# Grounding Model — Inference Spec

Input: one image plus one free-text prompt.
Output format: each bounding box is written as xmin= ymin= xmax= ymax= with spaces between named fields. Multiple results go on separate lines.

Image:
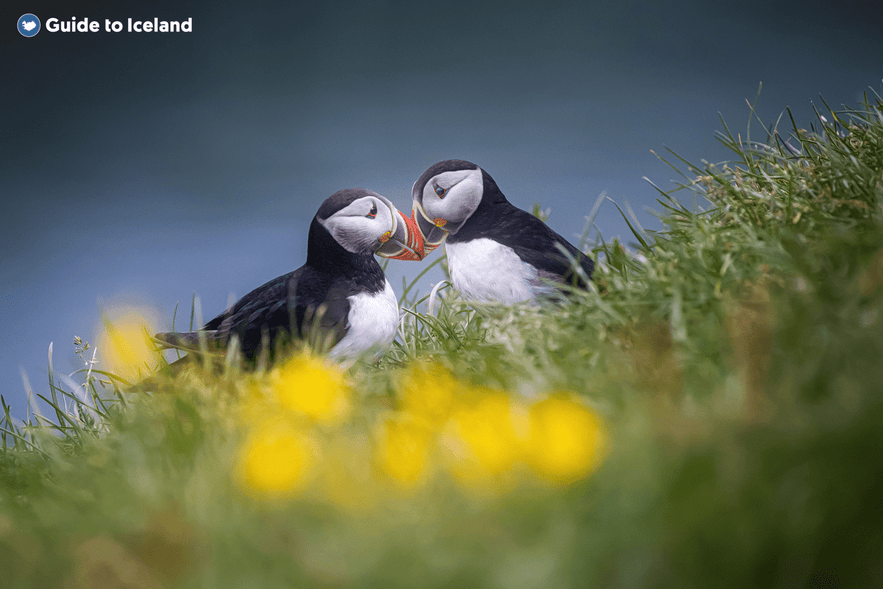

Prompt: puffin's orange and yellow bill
xmin=411 ymin=202 xmax=447 ymax=257
xmin=376 ymin=210 xmax=427 ymax=260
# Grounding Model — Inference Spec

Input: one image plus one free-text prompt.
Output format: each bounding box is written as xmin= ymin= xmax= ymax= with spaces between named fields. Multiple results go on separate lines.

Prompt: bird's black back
xmin=446 ymin=169 xmax=594 ymax=288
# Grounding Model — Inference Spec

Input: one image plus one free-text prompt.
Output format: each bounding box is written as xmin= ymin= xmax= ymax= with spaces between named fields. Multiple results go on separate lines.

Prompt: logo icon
xmin=18 ymin=13 xmax=40 ymax=37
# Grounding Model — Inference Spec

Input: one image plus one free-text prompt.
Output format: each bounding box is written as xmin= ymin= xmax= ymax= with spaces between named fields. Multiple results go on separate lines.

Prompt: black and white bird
xmin=154 ymin=188 xmax=422 ymax=363
xmin=410 ymin=159 xmax=594 ymax=304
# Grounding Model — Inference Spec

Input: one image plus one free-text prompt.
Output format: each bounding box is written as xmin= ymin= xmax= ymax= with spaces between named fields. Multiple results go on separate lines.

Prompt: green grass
xmin=3 ymin=87 xmax=883 ymax=588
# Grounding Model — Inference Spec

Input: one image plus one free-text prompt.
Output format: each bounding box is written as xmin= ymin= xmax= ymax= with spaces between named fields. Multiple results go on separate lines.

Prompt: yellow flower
xmin=442 ymin=392 xmax=522 ymax=484
xmin=376 ymin=417 xmax=433 ymax=488
xmin=96 ymin=307 xmax=161 ymax=382
xmin=236 ymin=419 xmax=313 ymax=499
xmin=271 ymin=354 xmax=349 ymax=424
xmin=524 ymin=397 xmax=608 ymax=484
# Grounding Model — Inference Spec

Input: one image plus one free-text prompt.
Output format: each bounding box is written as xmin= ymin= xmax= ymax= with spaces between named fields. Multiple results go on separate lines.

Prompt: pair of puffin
xmin=154 ymin=161 xmax=592 ymax=361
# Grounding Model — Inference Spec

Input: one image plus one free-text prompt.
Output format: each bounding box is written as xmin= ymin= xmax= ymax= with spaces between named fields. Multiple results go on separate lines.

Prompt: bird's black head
xmin=309 ymin=188 xmax=423 ymax=265
xmin=410 ymin=159 xmax=507 ymax=250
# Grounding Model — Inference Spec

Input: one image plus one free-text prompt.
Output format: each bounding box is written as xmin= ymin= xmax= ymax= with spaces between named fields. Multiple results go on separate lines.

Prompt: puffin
xmin=409 ymin=159 xmax=594 ymax=304
xmin=153 ymin=188 xmax=425 ymax=362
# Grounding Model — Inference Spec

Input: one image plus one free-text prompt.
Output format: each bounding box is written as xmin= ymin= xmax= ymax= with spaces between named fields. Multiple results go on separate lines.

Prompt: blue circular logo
xmin=18 ymin=14 xmax=40 ymax=37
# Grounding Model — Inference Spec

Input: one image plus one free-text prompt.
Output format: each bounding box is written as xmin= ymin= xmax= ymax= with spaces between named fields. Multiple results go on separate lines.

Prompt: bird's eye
xmin=435 ymin=185 xmax=447 ymax=198
xmin=367 ymin=203 xmax=378 ymax=218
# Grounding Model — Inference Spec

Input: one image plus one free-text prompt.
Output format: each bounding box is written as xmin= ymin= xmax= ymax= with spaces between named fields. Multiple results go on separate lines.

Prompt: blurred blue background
xmin=2 ymin=0 xmax=881 ymax=416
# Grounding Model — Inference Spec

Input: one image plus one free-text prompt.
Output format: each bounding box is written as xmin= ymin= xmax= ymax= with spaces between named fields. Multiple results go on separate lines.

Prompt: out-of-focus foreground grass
xmin=3 ymin=90 xmax=883 ymax=588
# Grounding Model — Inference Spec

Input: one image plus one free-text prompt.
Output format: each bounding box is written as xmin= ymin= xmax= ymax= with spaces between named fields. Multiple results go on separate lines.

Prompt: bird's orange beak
xmin=410 ymin=201 xmax=448 ymax=257
xmin=376 ymin=209 xmax=427 ymax=260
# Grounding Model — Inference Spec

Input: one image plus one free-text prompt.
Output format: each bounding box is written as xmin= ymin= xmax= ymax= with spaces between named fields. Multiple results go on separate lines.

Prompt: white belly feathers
xmin=445 ymin=238 xmax=550 ymax=304
xmin=329 ymin=279 xmax=399 ymax=359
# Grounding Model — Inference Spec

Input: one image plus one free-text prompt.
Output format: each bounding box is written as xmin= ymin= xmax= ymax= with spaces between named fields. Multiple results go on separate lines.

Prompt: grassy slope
xmin=2 ymin=91 xmax=883 ymax=588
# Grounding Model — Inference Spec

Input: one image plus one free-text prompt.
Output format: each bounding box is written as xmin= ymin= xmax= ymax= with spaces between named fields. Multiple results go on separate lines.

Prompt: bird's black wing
xmin=492 ymin=205 xmax=594 ymax=288
xmin=198 ymin=268 xmax=300 ymax=357
xmin=158 ymin=265 xmax=351 ymax=360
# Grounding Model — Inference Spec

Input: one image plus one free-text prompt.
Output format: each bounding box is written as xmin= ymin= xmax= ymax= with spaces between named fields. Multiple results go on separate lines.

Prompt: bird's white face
xmin=320 ymin=195 xmax=420 ymax=259
xmin=416 ymin=168 xmax=484 ymax=235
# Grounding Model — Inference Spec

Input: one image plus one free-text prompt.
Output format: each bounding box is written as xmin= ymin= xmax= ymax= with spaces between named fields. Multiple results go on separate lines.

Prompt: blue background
xmin=2 ymin=0 xmax=882 ymax=416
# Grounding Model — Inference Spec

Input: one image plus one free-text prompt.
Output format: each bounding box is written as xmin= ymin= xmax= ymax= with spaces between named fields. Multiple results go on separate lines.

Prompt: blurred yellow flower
xmin=236 ymin=419 xmax=313 ymax=499
xmin=377 ymin=417 xmax=433 ymax=487
xmin=525 ymin=397 xmax=608 ymax=484
xmin=96 ymin=307 xmax=161 ymax=382
xmin=442 ymin=392 xmax=522 ymax=483
xmin=271 ymin=354 xmax=349 ymax=424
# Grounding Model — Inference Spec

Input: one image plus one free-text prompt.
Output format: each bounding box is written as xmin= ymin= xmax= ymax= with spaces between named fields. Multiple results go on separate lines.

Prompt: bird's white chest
xmin=445 ymin=238 xmax=543 ymax=304
xmin=330 ymin=280 xmax=399 ymax=358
